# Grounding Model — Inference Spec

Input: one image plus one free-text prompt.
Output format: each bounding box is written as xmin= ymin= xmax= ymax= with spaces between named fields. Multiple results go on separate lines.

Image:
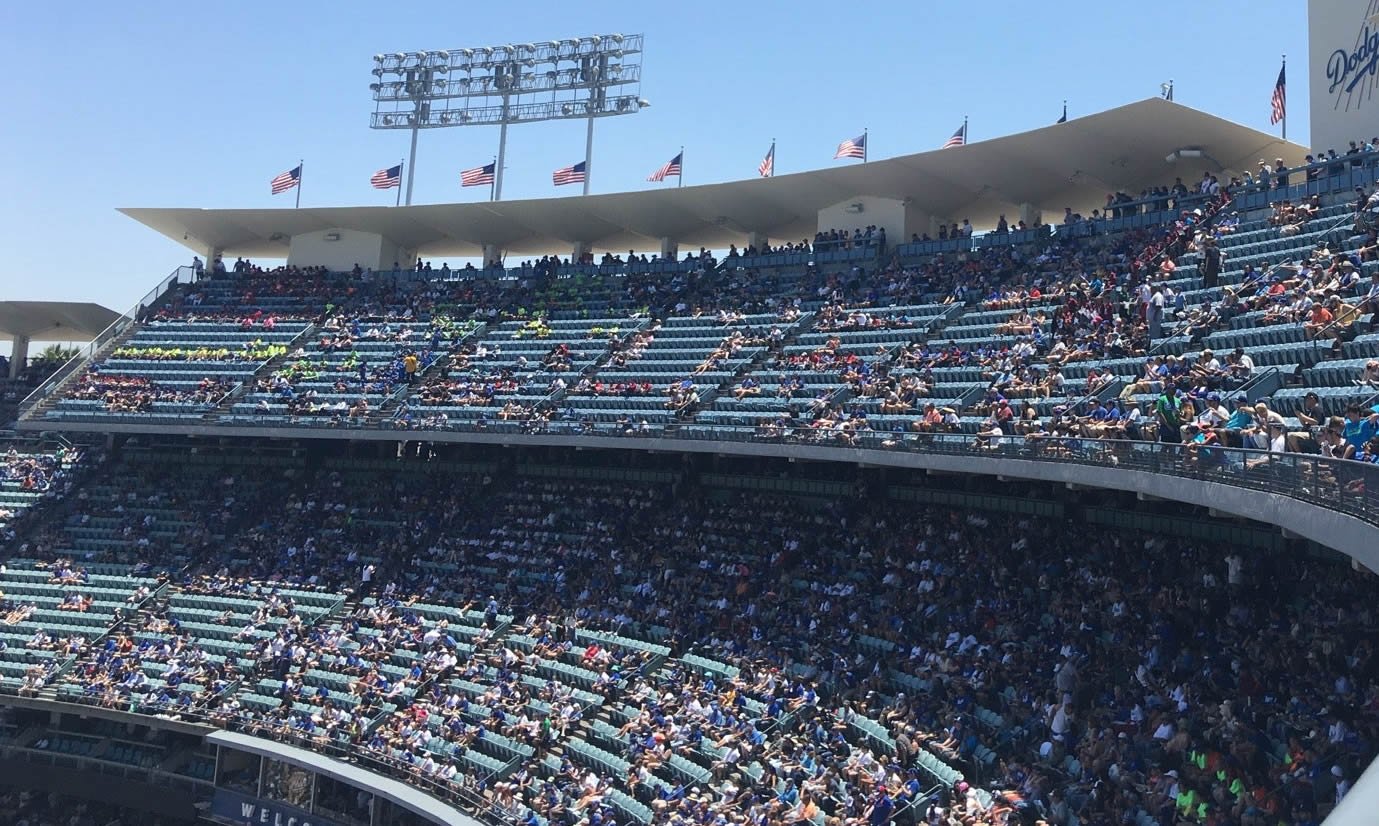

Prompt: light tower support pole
xmin=495 ymin=94 xmax=510 ymax=200
xmin=405 ymin=115 xmax=420 ymax=206
xmin=582 ymin=114 xmax=595 ymax=196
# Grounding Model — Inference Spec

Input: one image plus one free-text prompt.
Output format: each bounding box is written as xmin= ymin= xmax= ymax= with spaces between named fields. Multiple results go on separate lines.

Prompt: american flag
xmin=461 ymin=162 xmax=496 ymax=187
xmin=942 ymin=123 xmax=966 ymax=149
xmin=834 ymin=134 xmax=866 ymax=160
xmin=1269 ymin=64 xmax=1286 ymax=125
xmin=270 ymin=165 xmax=301 ymax=195
xmin=758 ymin=143 xmax=775 ymax=177
xmin=553 ymin=161 xmax=586 ymax=186
xmin=370 ymin=164 xmax=401 ymax=190
xmin=647 ymin=152 xmax=682 ymax=182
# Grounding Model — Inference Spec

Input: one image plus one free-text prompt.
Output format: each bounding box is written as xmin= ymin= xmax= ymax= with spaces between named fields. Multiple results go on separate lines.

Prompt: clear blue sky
xmin=1 ymin=0 xmax=1307 ymax=315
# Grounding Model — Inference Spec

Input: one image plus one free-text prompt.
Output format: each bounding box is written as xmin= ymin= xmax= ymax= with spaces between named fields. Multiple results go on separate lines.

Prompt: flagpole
xmin=863 ymin=128 xmax=868 ymax=163
xmin=490 ymin=157 xmax=497 ymax=203
xmin=1281 ymin=54 xmax=1287 ymax=141
xmin=678 ymin=146 xmax=684 ymax=188
xmin=396 ymin=160 xmax=403 ymax=207
xmin=295 ymin=159 xmax=302 ymax=209
xmin=771 ymin=139 xmax=775 ymax=177
xmin=963 ymin=116 xmax=968 ymax=143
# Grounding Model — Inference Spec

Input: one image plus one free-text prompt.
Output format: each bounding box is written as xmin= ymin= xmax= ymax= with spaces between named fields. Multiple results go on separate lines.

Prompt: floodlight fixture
xmin=369 ymin=33 xmax=644 ymax=201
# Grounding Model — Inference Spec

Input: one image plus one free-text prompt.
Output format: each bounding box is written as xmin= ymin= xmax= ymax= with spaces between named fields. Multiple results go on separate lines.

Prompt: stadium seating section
xmin=0 ymin=445 xmax=1371 ymax=826
xmin=3 ymin=166 xmax=1378 ymax=826
xmin=22 ymin=177 xmax=1379 ymax=458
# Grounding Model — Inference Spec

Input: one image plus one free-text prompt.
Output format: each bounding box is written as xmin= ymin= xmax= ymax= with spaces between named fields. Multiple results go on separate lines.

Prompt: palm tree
xmin=33 ymin=344 xmax=81 ymax=365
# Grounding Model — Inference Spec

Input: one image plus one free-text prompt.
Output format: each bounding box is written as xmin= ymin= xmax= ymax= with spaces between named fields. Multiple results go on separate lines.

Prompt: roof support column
xmin=659 ymin=238 xmax=678 ymax=261
xmin=746 ymin=232 xmax=768 ymax=255
xmin=482 ymin=244 xmax=505 ymax=269
xmin=1019 ymin=203 xmax=1041 ymax=228
xmin=9 ymin=334 xmax=29 ymax=379
xmin=571 ymin=241 xmax=591 ymax=265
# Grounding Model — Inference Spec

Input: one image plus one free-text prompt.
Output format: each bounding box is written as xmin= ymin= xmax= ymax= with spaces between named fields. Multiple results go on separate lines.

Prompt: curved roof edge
xmin=0 ymin=691 xmax=474 ymax=826
xmin=20 ymin=418 xmax=1376 ymax=571
xmin=208 ymin=730 xmax=479 ymax=826
xmin=121 ymin=98 xmax=1307 ymax=260
xmin=0 ymin=301 xmax=120 ymax=342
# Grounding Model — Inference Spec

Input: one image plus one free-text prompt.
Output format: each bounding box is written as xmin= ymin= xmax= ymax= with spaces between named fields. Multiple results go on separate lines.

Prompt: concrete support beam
xmin=481 ymin=244 xmax=505 ymax=268
xmin=9 ymin=334 xmax=29 ymax=379
xmin=659 ymin=237 xmax=678 ymax=260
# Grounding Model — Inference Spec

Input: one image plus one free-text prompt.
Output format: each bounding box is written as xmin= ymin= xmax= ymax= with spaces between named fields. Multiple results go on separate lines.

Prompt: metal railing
xmin=18 ymin=265 xmax=196 ymax=417
xmin=190 ymin=413 xmax=1379 ymax=526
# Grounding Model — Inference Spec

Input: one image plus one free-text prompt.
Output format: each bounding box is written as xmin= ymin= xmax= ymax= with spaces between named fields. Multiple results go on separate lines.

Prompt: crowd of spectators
xmin=0 ymin=789 xmax=188 ymax=826
xmin=2 ymin=446 xmax=70 ymax=496
xmin=108 ymin=343 xmax=287 ymax=362
xmin=2 ymin=452 xmax=1373 ymax=826
xmin=66 ymin=375 xmax=232 ymax=412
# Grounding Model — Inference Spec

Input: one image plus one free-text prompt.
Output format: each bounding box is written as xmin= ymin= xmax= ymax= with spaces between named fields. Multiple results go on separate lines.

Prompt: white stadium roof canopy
xmin=123 ymin=98 xmax=1306 ymax=260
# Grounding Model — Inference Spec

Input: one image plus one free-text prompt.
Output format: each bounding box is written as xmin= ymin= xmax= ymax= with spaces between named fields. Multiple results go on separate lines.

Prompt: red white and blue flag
xmin=553 ymin=161 xmax=587 ymax=186
xmin=370 ymin=164 xmax=401 ymax=189
xmin=942 ymin=123 xmax=966 ymax=149
xmin=270 ymin=164 xmax=301 ymax=194
xmin=834 ymin=134 xmax=866 ymax=160
xmin=1269 ymin=64 xmax=1286 ymax=125
xmin=461 ymin=162 xmax=496 ymax=187
xmin=647 ymin=152 xmax=682 ymax=182
xmin=758 ymin=142 xmax=775 ymax=177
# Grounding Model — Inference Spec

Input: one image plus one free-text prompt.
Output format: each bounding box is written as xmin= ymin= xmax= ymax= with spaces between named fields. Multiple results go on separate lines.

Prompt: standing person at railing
xmin=1154 ymin=381 xmax=1184 ymax=443
xmin=1273 ymin=158 xmax=1289 ymax=190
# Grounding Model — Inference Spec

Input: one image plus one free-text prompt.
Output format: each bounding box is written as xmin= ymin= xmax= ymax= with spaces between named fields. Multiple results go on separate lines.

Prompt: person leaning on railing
xmin=1340 ymin=404 xmax=1379 ymax=459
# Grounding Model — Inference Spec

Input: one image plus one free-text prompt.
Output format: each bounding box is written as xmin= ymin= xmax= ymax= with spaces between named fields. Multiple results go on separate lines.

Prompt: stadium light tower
xmin=369 ymin=35 xmax=646 ymax=203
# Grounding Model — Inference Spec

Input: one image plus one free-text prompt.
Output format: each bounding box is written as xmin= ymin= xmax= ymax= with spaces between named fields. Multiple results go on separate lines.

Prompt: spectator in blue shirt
xmin=1340 ymin=405 xmax=1379 ymax=458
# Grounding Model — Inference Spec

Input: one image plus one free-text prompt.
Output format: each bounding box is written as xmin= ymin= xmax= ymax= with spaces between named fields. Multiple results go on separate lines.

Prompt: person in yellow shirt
xmin=403 ymin=352 xmax=419 ymax=384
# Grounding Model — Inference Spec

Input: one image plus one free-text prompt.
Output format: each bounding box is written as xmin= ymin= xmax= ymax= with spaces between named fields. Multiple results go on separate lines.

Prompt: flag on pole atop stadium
xmin=1269 ymin=62 xmax=1286 ymax=125
xmin=758 ymin=142 xmax=775 ymax=177
xmin=834 ymin=134 xmax=866 ymax=160
xmin=270 ymin=164 xmax=301 ymax=195
xmin=553 ymin=161 xmax=587 ymax=186
xmin=370 ymin=164 xmax=402 ymax=190
xmin=461 ymin=162 xmax=496 ymax=187
xmin=1057 ymin=102 xmax=1067 ymax=124
xmin=942 ymin=123 xmax=967 ymax=149
xmin=647 ymin=152 xmax=683 ymax=182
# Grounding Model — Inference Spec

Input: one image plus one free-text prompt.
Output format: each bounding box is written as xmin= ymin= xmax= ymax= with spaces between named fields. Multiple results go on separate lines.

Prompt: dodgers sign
xmin=1325 ymin=21 xmax=1379 ymax=104
xmin=1309 ymin=0 xmax=1379 ymax=154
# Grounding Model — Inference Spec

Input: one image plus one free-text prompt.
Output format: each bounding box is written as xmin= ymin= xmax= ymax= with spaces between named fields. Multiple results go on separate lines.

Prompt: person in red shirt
xmin=1305 ymin=302 xmax=1334 ymax=338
